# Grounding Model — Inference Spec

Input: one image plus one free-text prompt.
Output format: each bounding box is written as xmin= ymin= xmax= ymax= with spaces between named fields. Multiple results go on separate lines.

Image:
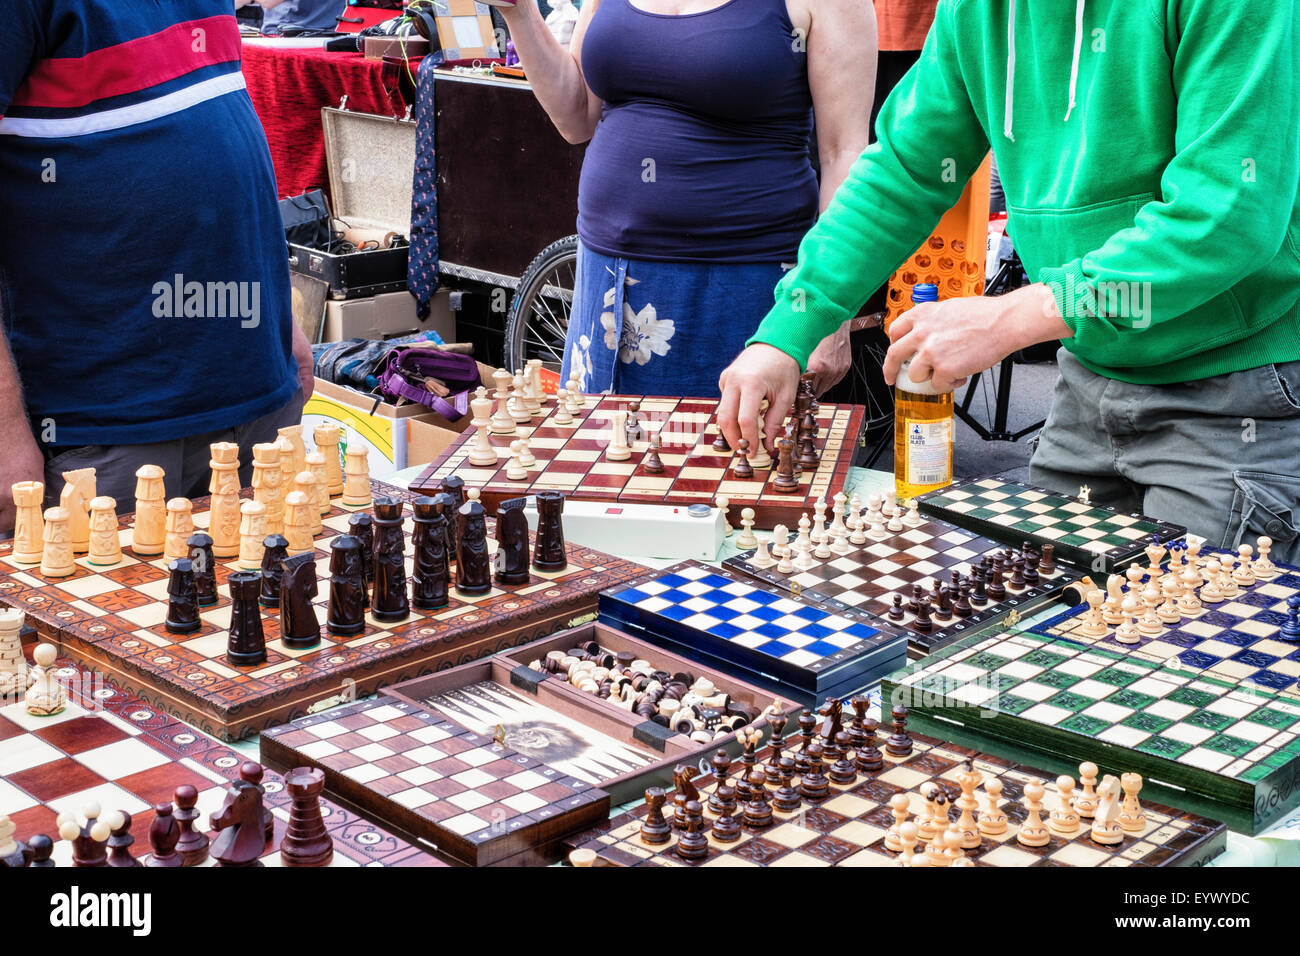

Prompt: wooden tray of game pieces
xmin=883 ymin=628 xmax=1300 ymax=834
xmin=723 ymin=513 xmax=1079 ymax=656
xmin=409 ymin=392 xmax=866 ymax=530
xmin=0 ymin=480 xmax=646 ymax=741
xmin=2 ymin=650 xmax=445 ymax=867
xmin=918 ymin=477 xmax=1187 ymax=575
xmin=562 ymin=729 xmax=1227 ymax=867
xmin=598 ymin=562 xmax=908 ymax=708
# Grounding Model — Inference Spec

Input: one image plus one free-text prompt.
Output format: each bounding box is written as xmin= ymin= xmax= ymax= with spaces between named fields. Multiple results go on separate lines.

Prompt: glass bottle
xmin=893 ymin=284 xmax=955 ymax=500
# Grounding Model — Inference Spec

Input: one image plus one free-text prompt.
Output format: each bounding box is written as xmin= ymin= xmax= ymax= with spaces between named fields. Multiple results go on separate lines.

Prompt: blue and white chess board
xmin=599 ymin=562 xmax=908 ymax=707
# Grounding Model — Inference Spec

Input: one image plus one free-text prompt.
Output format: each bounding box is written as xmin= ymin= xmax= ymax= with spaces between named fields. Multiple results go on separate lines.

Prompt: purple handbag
xmin=375 ymin=347 xmax=482 ymax=420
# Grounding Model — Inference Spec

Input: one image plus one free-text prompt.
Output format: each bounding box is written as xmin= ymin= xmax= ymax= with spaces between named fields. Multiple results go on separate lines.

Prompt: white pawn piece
xmin=87 ymin=497 xmax=122 ymax=567
xmin=283 ymin=491 xmax=315 ymax=557
xmin=341 ymin=445 xmax=372 ymax=508
xmin=1178 ymin=563 xmax=1203 ymax=613
xmin=897 ymin=822 xmax=926 ymax=867
xmin=978 ymin=778 xmax=1008 ymax=835
xmin=313 ymin=422 xmax=345 ymax=496
xmin=131 ymin=465 xmax=167 ymax=557
xmin=566 ymin=373 xmax=586 ymax=411
xmin=828 ymin=491 xmax=848 ymax=539
xmin=307 ymin=452 xmax=331 ymax=519
xmin=209 ymin=442 xmax=242 ymax=559
xmin=811 ymin=497 xmax=828 ymax=544
xmin=1119 ymin=772 xmax=1146 ymax=832
xmin=866 ymin=492 xmax=883 ymax=526
xmin=0 ymin=609 xmax=28 ymax=698
xmin=509 ymin=370 xmax=532 ymax=425
xmin=506 ymin=441 xmax=529 ymax=481
xmin=813 ymin=529 xmax=833 ymax=559
xmin=40 ymin=508 xmax=75 ymax=578
xmin=518 ymin=437 xmax=537 ymax=468
xmin=1114 ymin=613 xmax=1142 ymax=645
xmin=945 ymin=825 xmax=975 ymax=866
xmin=904 ymin=498 xmax=923 ymax=527
xmin=717 ymin=495 xmax=731 ymax=534
xmin=606 ymin=410 xmax=632 ymax=461
xmin=491 ymin=369 xmax=517 ymax=434
xmin=793 ymin=541 xmax=816 ymax=571
xmin=1199 ymin=559 xmax=1224 ymax=603
xmin=1137 ymin=583 xmax=1164 ymax=635
xmin=845 ymin=508 xmax=865 ymax=547
xmin=1075 ymin=762 xmax=1100 ymax=818
xmin=552 ymin=388 xmax=574 ymax=426
xmin=467 ymin=387 xmax=500 ymax=468
xmin=1254 ymin=536 xmax=1278 ymax=580
xmin=886 ymin=503 xmax=904 ymax=533
xmin=1078 ymin=589 xmax=1108 ymax=637
xmin=884 ymin=793 xmax=911 ymax=853
xmin=293 ymin=470 xmax=323 ymax=536
xmin=736 ymin=508 xmax=758 ymax=549
xmin=1102 ymin=574 xmax=1126 ymax=626
xmin=1233 ymin=545 xmax=1256 ymax=587
xmin=916 ymin=783 xmax=941 ymax=843
xmin=163 ymin=498 xmax=195 ymax=562
xmin=1016 ymin=781 xmax=1050 ymax=847
xmin=1049 ymin=775 xmax=1080 ymax=834
xmin=770 ymin=523 xmax=789 ymax=557
xmin=25 ymin=643 xmax=66 ymax=716
xmin=11 ymin=481 xmax=46 ymax=566
xmin=251 ymin=442 xmax=284 ymax=536
xmin=1077 ymin=483 xmax=1091 ymax=505
xmin=1090 ymin=775 xmax=1124 ymax=845
xmin=750 ymin=535 xmax=774 ymax=569
xmin=1157 ymin=579 xmax=1182 ymax=624
xmin=776 ymin=544 xmax=795 ymax=575
xmin=867 ymin=508 xmax=888 ymax=541
xmin=1218 ymin=555 xmax=1241 ymax=599
xmin=237 ymin=500 xmax=269 ymax=572
xmin=60 ymin=468 xmax=96 ymax=555
xmin=883 ymin=489 xmax=897 ymax=519
xmin=924 ymin=818 xmax=949 ymax=867
xmin=829 ymin=523 xmax=853 ymax=556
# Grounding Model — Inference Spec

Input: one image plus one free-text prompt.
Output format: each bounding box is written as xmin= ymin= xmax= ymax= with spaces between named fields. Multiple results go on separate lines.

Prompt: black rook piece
xmin=258 ymin=534 xmax=290 ymax=608
xmin=279 ymin=553 xmax=321 ymax=649
xmin=532 ymin=491 xmax=567 ymax=572
xmin=164 ymin=558 xmax=201 ymax=634
xmin=280 ymin=767 xmax=333 ymax=867
xmin=494 ymin=498 xmax=532 ymax=586
xmin=347 ymin=513 xmax=374 ymax=606
xmin=226 ymin=571 xmax=267 ymax=666
xmin=327 ymin=535 xmax=367 ymax=636
xmin=456 ymin=500 xmax=492 ymax=596
xmin=411 ymin=497 xmax=449 ymax=610
xmin=187 ymin=532 xmax=218 ymax=607
xmin=370 ymin=497 xmax=410 ymax=622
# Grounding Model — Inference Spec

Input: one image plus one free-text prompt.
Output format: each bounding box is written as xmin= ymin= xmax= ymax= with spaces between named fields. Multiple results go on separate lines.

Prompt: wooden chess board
xmin=883 ymin=629 xmax=1300 ymax=834
xmin=918 ymin=477 xmax=1186 ymax=574
xmin=409 ymin=393 xmax=865 ymax=529
xmin=0 ymin=480 xmax=645 ymax=741
xmin=599 ymin=562 xmax=907 ymax=707
xmin=0 ymin=656 xmax=442 ymax=866
xmin=723 ymin=513 xmax=1079 ymax=654
xmin=564 ymin=732 xmax=1226 ymax=867
xmin=1032 ymin=549 xmax=1300 ymax=700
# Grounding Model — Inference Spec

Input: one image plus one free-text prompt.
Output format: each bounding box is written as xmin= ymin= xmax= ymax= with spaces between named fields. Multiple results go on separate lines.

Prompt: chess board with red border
xmin=0 ymin=480 xmax=645 ymax=742
xmin=0 ymin=653 xmax=443 ymax=867
xmin=410 ymin=394 xmax=866 ymax=529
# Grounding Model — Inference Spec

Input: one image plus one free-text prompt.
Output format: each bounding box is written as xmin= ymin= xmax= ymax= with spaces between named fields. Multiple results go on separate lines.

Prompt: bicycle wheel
xmin=504 ymin=235 xmax=578 ymax=375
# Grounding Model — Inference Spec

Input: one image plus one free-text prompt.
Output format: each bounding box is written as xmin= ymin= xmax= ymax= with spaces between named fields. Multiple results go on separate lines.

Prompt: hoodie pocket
xmin=1224 ymin=471 xmax=1300 ymax=555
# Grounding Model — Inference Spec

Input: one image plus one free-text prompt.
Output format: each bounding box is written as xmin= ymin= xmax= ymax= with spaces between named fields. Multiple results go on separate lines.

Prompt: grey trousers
xmin=41 ymin=390 xmax=306 ymax=514
xmin=1030 ymin=350 xmax=1300 ymax=565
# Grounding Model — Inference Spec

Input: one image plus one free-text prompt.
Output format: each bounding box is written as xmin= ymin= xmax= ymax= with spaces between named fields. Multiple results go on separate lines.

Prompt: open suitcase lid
xmin=321 ymin=104 xmax=417 ymax=234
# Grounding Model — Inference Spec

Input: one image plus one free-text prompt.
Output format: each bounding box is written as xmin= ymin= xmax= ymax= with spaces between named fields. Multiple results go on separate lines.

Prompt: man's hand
xmin=883 ymin=284 xmax=1071 ymax=392
xmin=805 ymin=321 xmax=852 ymax=398
xmin=717 ymin=344 xmax=801 ymax=455
xmin=291 ymin=323 xmax=315 ymax=401
xmin=0 ymin=426 xmax=45 ymax=535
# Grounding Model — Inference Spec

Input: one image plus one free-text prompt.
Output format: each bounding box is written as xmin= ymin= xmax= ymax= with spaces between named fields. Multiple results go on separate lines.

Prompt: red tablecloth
xmin=242 ymin=43 xmax=409 ymax=199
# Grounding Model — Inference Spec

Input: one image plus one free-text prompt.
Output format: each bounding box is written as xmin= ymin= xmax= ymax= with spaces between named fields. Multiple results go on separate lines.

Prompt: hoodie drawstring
xmin=1003 ymin=0 xmax=1086 ymax=142
xmin=1065 ymin=0 xmax=1085 ymax=123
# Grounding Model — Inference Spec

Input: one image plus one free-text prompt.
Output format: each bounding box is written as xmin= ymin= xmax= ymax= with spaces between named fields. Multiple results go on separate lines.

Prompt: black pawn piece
xmin=888 ymin=593 xmax=905 ymax=621
xmin=773 ymin=757 xmax=801 ymax=812
xmin=711 ymin=800 xmax=742 ymax=843
xmin=1021 ymin=543 xmax=1040 ymax=584
xmin=733 ymin=438 xmax=754 ymax=479
xmin=174 ymin=784 xmax=209 ymax=866
xmin=532 ymin=491 xmax=567 ymax=572
xmin=455 ymin=500 xmax=492 ymax=597
xmin=107 ymin=811 xmax=141 ymax=867
xmin=796 ymin=709 xmax=817 ymax=774
xmin=326 ymin=535 xmax=367 ymax=636
xmin=493 ymin=498 xmax=532 ymax=586
xmin=1008 ymin=557 xmax=1027 ymax=591
xmin=675 ymin=801 xmax=709 ymax=861
xmin=643 ymin=432 xmax=665 ymax=475
xmin=411 ymin=498 xmax=449 ymax=610
xmin=741 ymin=771 xmax=772 ymax=830
xmin=797 ymin=430 xmax=819 ymax=471
xmin=186 ymin=531 xmax=218 ymax=607
xmin=986 ymin=561 xmax=1007 ymax=601
xmin=259 ymin=534 xmax=290 ymax=608
xmin=854 ymin=717 xmax=884 ymax=772
xmin=799 ymin=742 xmax=830 ymax=801
xmin=347 ymin=512 xmax=374 ymax=606
xmin=970 ymin=569 xmax=989 ymax=606
xmin=712 ymin=429 xmax=730 ymax=453
xmin=146 ymin=803 xmax=183 ymax=867
xmin=886 ymin=703 xmax=913 ymax=757
xmin=27 ymin=834 xmax=54 ymax=867
xmin=829 ymin=731 xmax=857 ymax=785
xmin=1282 ymin=595 xmax=1300 ymax=642
xmin=954 ymin=584 xmax=973 ymax=617
xmin=164 ymin=558 xmax=202 ymax=634
xmin=279 ymin=552 xmax=321 ymax=649
xmin=640 ymin=787 xmax=672 ymax=846
xmin=370 ymin=497 xmax=410 ymax=622
xmin=226 ymin=571 xmax=266 ymax=666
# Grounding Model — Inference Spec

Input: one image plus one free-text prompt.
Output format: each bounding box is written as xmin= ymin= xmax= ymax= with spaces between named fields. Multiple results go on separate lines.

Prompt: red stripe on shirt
xmin=11 ymin=15 xmax=241 ymax=110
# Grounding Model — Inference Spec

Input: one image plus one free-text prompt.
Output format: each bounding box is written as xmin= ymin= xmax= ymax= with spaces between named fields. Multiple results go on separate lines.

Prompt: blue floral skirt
xmin=559 ymin=242 xmax=791 ymax=398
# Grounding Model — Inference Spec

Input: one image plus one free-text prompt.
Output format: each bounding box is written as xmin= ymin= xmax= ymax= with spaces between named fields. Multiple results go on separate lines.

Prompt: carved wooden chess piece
xmin=371 ymin=497 xmax=410 ymax=622
xmin=314 ymin=422 xmax=345 ymax=495
xmin=456 ymin=500 xmax=493 ymax=596
xmin=640 ymin=787 xmax=672 ymax=846
xmin=164 ymin=558 xmax=202 ymax=634
xmin=674 ymin=800 xmax=708 ymax=861
xmin=773 ymin=756 xmax=801 ymax=813
xmin=412 ymin=498 xmax=450 ymax=610
xmin=494 ymin=498 xmax=532 ymax=586
xmin=326 ymin=535 xmax=367 ymax=636
xmin=57 ymin=804 xmax=111 ymax=867
xmin=280 ymin=553 xmax=321 ymax=649
xmin=163 ymin=498 xmax=196 ymax=562
xmin=280 ymin=767 xmax=333 ymax=866
xmin=211 ymin=778 xmax=267 ymax=867
xmin=146 ymin=803 xmax=184 ymax=867
xmin=258 ymin=534 xmax=291 ymax=608
xmin=885 ymin=703 xmax=913 ymax=756
xmin=348 ymin=512 xmax=374 ymax=601
xmin=174 ymin=785 xmax=209 ymax=866
xmin=187 ymin=531 xmax=218 ymax=606
xmin=107 ymin=810 xmax=142 ymax=867
xmin=226 ymin=571 xmax=267 ymax=666
xmin=533 ymin=491 xmax=568 ymax=572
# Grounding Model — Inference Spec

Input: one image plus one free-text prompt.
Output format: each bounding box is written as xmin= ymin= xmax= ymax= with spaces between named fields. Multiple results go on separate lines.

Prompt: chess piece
xmin=280 ymin=552 xmax=321 ymax=649
xmin=733 ymin=438 xmax=754 ymax=479
xmin=456 ymin=499 xmax=493 ymax=596
xmin=799 ymin=742 xmax=830 ymax=800
xmin=106 ymin=810 xmax=142 ymax=867
xmin=57 ymin=804 xmax=111 ymax=867
xmin=1090 ymin=775 xmax=1124 ymax=845
xmin=131 ymin=465 xmax=166 ymax=556
xmin=60 ymin=467 xmax=96 ymax=555
xmin=83 ymin=495 xmax=123 ymax=566
xmin=251 ymin=442 xmax=284 ymax=536
xmin=884 ymin=793 xmax=912 ymax=852
xmin=276 ymin=435 xmax=297 ymax=507
xmin=226 ymin=571 xmax=266 ymax=666
xmin=412 ymin=498 xmax=450 ymax=610
xmin=1119 ymin=772 xmax=1146 ymax=832
xmin=675 ymin=800 xmax=708 ymax=860
xmin=370 ymin=497 xmax=410 ymax=622
xmin=1282 ymin=595 xmax=1300 ymax=643
xmin=1157 ymin=578 xmax=1182 ymax=624
xmin=532 ymin=491 xmax=568 ymax=572
xmin=1101 ymin=574 xmax=1125 ymax=625
xmin=1138 ymin=582 xmax=1164 ymax=634
xmin=924 ymin=796 xmax=950 ymax=866
xmin=307 ymin=451 xmax=331 ymax=521
xmin=277 ymin=424 xmax=307 ymax=477
xmin=1077 ymin=483 xmax=1091 ymax=505
xmin=978 ymin=778 xmax=1008 ymax=835
xmin=607 ymin=409 xmax=632 ymax=461
xmin=1254 ymin=535 xmax=1278 ymax=580
xmin=955 ymin=760 xmax=982 ymax=848
xmin=490 ymin=369 xmax=516 ymax=434
xmin=326 ymin=535 xmax=367 ymax=636
xmin=313 ymin=423 xmax=345 ymax=495
xmin=553 ymin=388 xmax=574 ymax=426
xmin=164 ymin=558 xmax=202 ymax=634
xmin=625 ymin=399 xmax=643 ymax=443
xmin=885 ymin=703 xmax=913 ymax=756
xmin=258 ymin=534 xmax=290 ymax=607
xmin=750 ymin=535 xmax=774 ymax=569
xmin=1115 ymin=613 xmax=1142 ymax=645
xmin=1049 ymin=775 xmax=1081 ymax=834
xmin=508 ymin=370 xmax=532 ymax=425
xmin=280 ymin=767 xmax=333 ymax=866
xmin=735 ymin=508 xmax=758 ymax=549
xmin=640 ymin=787 xmax=672 ymax=845
xmin=282 ymin=490 xmax=314 ymax=557
xmin=211 ymin=777 xmax=267 ymax=867
xmin=711 ymin=426 xmax=730 ymax=452
xmin=772 ymin=434 xmax=799 ymax=493
xmin=829 ymin=731 xmax=857 ymax=784
xmin=25 ymin=643 xmax=66 ymax=716
xmin=897 ymin=822 xmax=925 ymax=867
xmin=1075 ymin=762 xmax=1100 ymax=818
xmin=0 ymin=609 xmax=27 ymax=699
xmin=237 ymin=499 xmax=268 ymax=571
xmin=517 ymin=437 xmax=537 ymax=469
xmin=348 ymin=512 xmax=375 ymax=600
xmin=466 ymin=388 xmax=500 ymax=467
xmin=641 ymin=430 xmax=666 ymax=474
xmin=293 ymin=469 xmax=323 ymax=536
xmin=1078 ymin=588 xmax=1108 ymax=637
xmin=146 ymin=803 xmax=183 ymax=867
xmin=182 ymin=531 xmax=216 ymax=608
xmin=852 ymin=712 xmax=883 ymax=773
xmin=1199 ymin=558 xmax=1225 ymax=603
xmin=341 ymin=445 xmax=372 ymax=508
xmin=174 ymin=785 xmax=209 ymax=865
xmin=10 ymin=480 xmax=45 ymax=565
xmin=717 ymin=494 xmax=731 ymax=534
xmin=208 ymin=442 xmax=242 ymax=558
xmin=506 ymin=440 xmax=528 ymax=480
xmin=1016 ymin=781 xmax=1050 ymax=847
xmin=494 ymin=498 xmax=532 ymax=586
xmin=39 ymin=507 xmax=75 ymax=577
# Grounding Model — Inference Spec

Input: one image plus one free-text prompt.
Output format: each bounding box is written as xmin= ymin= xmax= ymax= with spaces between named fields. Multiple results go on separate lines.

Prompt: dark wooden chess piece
xmin=440 ymin=476 xmax=466 ymax=559
xmin=907 ymin=583 xmax=924 ymax=613
xmin=829 ymin=732 xmax=857 ymax=785
xmin=674 ymin=800 xmax=708 ymax=861
xmin=765 ymin=714 xmax=788 ymax=784
xmin=797 ymin=421 xmax=820 ymax=471
xmin=532 ymin=491 xmax=567 ymax=572
xmin=226 ymin=571 xmax=267 ymax=666
xmin=326 ymin=535 xmax=367 ymax=636
xmin=280 ymin=766 xmax=333 ymax=866
xmin=107 ymin=810 xmax=141 ymax=867
xmin=164 ymin=558 xmax=202 ymax=634
xmin=1038 ymin=543 xmax=1056 ymax=575
xmin=240 ymin=761 xmax=276 ymax=842
xmin=370 ymin=497 xmax=410 ymax=622
xmin=888 ymin=593 xmax=905 ymax=621
xmin=431 ymin=493 xmax=457 ymax=570
xmin=733 ymin=438 xmax=754 ymax=479
xmin=643 ymin=432 xmax=665 ymax=474
xmin=799 ymin=742 xmax=830 ymax=801
xmin=211 ymin=778 xmax=267 ymax=867
xmin=626 ymin=400 xmax=643 ymax=443
xmin=986 ymin=558 xmax=1007 ymax=600
xmin=187 ymin=531 xmax=218 ymax=607
xmin=708 ymin=751 xmax=733 ymax=815
xmin=849 ymin=696 xmax=870 ymax=749
xmin=279 ymin=552 xmax=321 ymax=648
xmin=146 ymin=803 xmax=183 ymax=867
xmin=773 ymin=756 xmax=801 ymax=812
xmin=1008 ymin=557 xmax=1027 ymax=591
xmin=711 ymin=796 xmax=741 ymax=843
xmin=27 ymin=834 xmax=53 ymax=867
xmin=347 ymin=513 xmax=374 ymax=605
xmin=886 ymin=703 xmax=913 ymax=756
xmin=953 ymin=584 xmax=973 ymax=617
xmin=258 ymin=534 xmax=290 ymax=607
xmin=1021 ymin=543 xmax=1040 ymax=583
xmin=1284 ymin=595 xmax=1300 ymax=643
xmin=912 ymin=596 xmax=934 ymax=633
xmin=742 ymin=770 xmax=773 ymax=830
xmin=854 ymin=715 xmax=883 ymax=773
xmin=795 ymin=708 xmax=816 ymax=774
xmin=411 ymin=498 xmax=449 ymax=610
xmin=773 ymin=435 xmax=799 ymax=493
xmin=970 ymin=568 xmax=989 ymax=606
xmin=174 ymin=784 xmax=209 ymax=866
xmin=640 ymin=787 xmax=672 ymax=846
xmin=818 ymin=698 xmax=844 ymax=757
xmin=62 ymin=808 xmax=109 ymax=867
xmin=493 ymin=498 xmax=532 ymax=586
xmin=711 ymin=429 xmax=730 ymax=452
xmin=455 ymin=500 xmax=492 ymax=596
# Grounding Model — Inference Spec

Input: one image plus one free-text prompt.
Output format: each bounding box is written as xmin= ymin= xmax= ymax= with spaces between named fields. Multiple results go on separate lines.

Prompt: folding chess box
xmin=599 ymin=562 xmax=909 ymax=708
xmin=261 ymin=626 xmax=798 ymax=866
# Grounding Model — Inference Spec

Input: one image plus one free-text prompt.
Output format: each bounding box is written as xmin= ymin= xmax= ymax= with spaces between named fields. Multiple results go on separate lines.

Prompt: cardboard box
xmin=321 ymin=289 xmax=455 ymax=343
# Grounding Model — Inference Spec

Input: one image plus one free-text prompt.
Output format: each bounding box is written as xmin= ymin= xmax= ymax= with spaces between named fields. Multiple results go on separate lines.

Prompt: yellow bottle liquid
xmin=893 ymin=284 xmax=954 ymax=501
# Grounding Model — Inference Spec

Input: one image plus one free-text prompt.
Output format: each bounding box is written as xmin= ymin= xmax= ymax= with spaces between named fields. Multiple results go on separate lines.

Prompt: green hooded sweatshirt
xmin=750 ymin=0 xmax=1300 ymax=385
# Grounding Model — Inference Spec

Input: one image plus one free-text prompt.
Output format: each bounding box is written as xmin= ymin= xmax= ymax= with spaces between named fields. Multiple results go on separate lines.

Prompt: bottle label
xmin=905 ymin=417 xmax=952 ymax=487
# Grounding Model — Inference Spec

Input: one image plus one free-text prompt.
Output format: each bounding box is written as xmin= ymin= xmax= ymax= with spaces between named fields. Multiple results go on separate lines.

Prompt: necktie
xmin=407 ymin=54 xmax=440 ymax=321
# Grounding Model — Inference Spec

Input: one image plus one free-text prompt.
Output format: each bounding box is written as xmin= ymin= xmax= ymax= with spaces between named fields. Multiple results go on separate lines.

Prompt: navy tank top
xmin=578 ymin=0 xmax=818 ymax=263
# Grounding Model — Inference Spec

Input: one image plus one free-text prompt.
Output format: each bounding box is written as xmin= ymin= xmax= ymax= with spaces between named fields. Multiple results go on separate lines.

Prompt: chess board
xmin=723 ymin=513 xmax=1079 ymax=654
xmin=564 ymin=732 xmax=1226 ymax=867
xmin=0 ymin=480 xmax=645 ymax=741
xmin=0 ymin=656 xmax=442 ymax=867
xmin=918 ymin=477 xmax=1186 ymax=574
xmin=409 ymin=393 xmax=865 ymax=530
xmin=599 ymin=562 xmax=908 ymax=708
xmin=882 ymin=629 xmax=1300 ymax=834
xmin=1032 ymin=550 xmax=1300 ymax=700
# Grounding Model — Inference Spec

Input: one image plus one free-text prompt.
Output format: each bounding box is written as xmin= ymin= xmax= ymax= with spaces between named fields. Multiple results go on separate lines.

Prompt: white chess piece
xmin=1233 ymin=545 xmax=1256 ymax=587
xmin=886 ymin=504 xmax=904 ymax=533
xmin=904 ymin=498 xmax=923 ymax=527
xmin=1254 ymin=536 xmax=1278 ymax=579
xmin=1077 ymin=484 xmax=1091 ymax=505
xmin=736 ymin=508 xmax=758 ymax=549
xmin=606 ymin=410 xmax=632 ymax=461
xmin=0 ymin=609 xmax=28 ymax=697
xmin=553 ymin=388 xmax=574 ymax=425
xmin=491 ymin=369 xmax=517 ymax=434
xmin=812 ymin=497 xmax=828 ymax=544
xmin=518 ymin=437 xmax=537 ymax=468
xmin=717 ymin=495 xmax=732 ymax=534
xmin=830 ymin=524 xmax=853 ymax=556
xmin=794 ymin=513 xmax=813 ymax=555
xmin=770 ymin=523 xmax=789 ymax=557
xmin=1078 ymin=589 xmax=1108 ymax=637
xmin=25 ymin=643 xmax=66 ymax=716
xmin=468 ymin=387 xmax=500 ymax=467
xmin=1102 ymin=574 xmax=1125 ymax=625
xmin=751 ymin=536 xmax=774 ymax=569
xmin=506 ymin=441 xmax=529 ymax=480
xmin=828 ymin=492 xmax=847 ymax=538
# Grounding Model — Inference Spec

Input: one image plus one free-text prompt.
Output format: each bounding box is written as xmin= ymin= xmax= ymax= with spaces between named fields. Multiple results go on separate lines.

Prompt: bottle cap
xmin=896 ymin=359 xmax=950 ymax=396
